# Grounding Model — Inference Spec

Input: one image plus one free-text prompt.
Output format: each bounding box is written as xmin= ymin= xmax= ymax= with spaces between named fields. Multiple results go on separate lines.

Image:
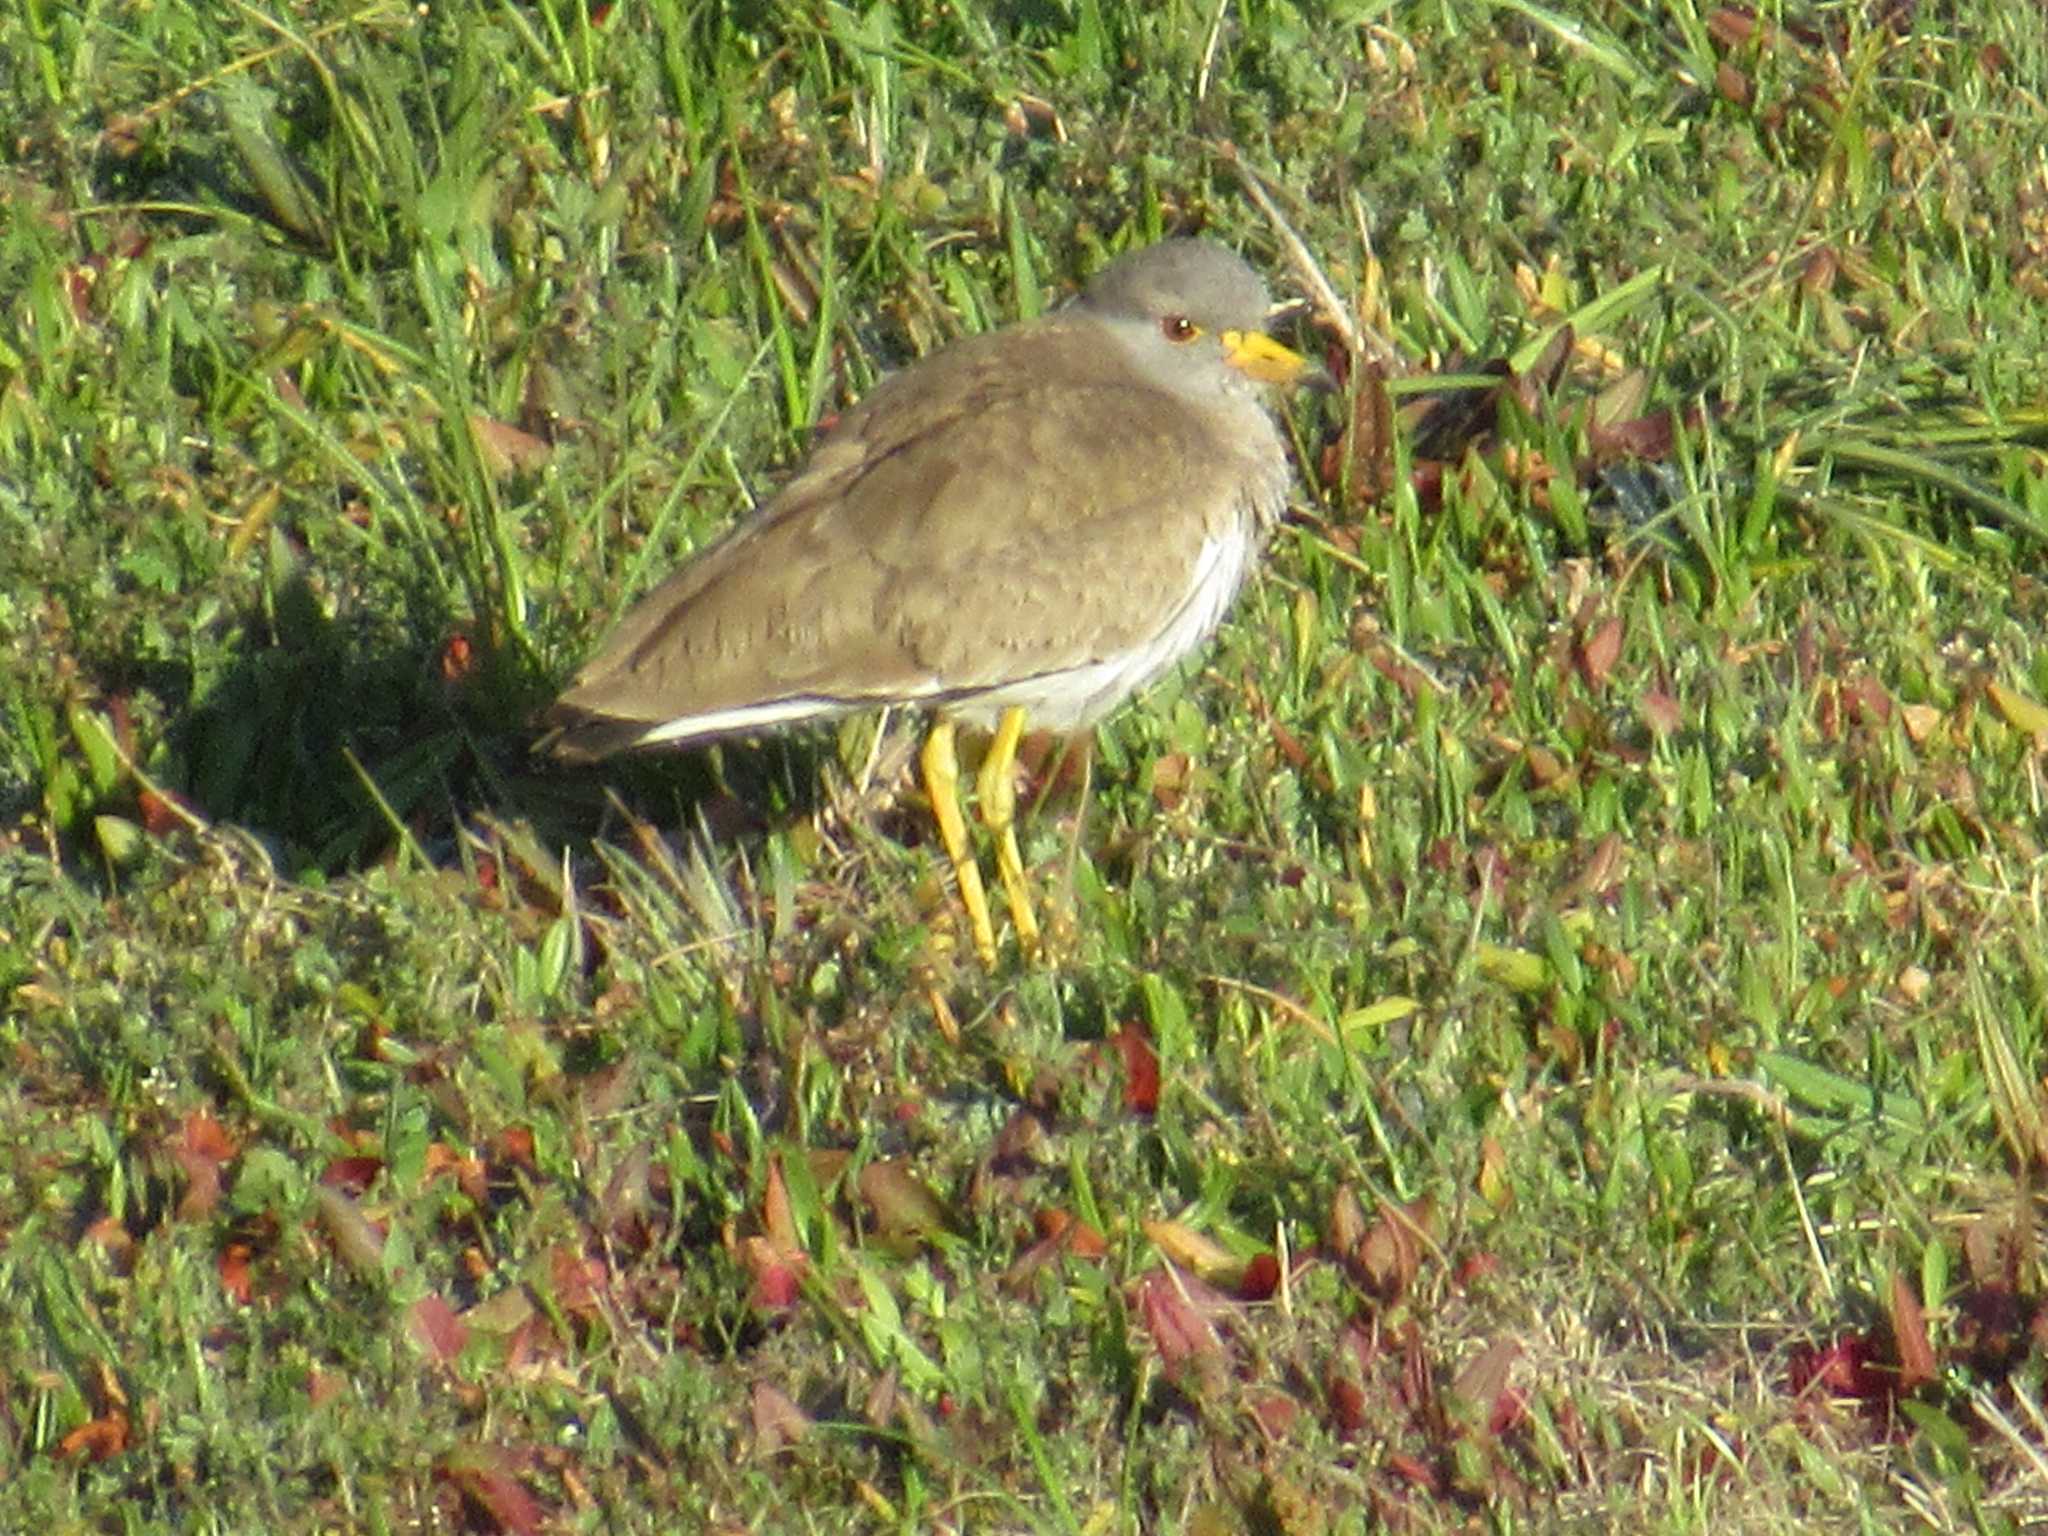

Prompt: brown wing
xmin=542 ymin=318 xmax=1259 ymax=754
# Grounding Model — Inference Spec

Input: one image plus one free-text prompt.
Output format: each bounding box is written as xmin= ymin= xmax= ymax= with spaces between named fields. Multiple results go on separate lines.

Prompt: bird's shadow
xmin=165 ymin=564 xmax=510 ymax=871
xmin=538 ymin=730 xmax=854 ymax=851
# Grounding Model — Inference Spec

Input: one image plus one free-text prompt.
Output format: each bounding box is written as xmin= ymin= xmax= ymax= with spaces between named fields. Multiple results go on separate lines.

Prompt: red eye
xmin=1160 ymin=314 xmax=1198 ymax=342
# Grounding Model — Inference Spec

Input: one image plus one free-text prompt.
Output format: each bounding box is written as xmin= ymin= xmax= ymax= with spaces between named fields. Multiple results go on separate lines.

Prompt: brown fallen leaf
xmin=1889 ymin=1269 xmax=1936 ymax=1395
xmin=57 ymin=1410 xmax=130 ymax=1463
xmin=1132 ymin=1265 xmax=1234 ymax=1394
xmin=751 ymin=1380 xmax=813 ymax=1455
xmin=1143 ymin=1218 xmax=1242 ymax=1287
xmin=312 ymin=1185 xmax=388 ymax=1282
xmin=468 ymin=413 xmax=552 ymax=479
xmin=1449 ymin=1338 xmax=1524 ymax=1437
xmin=1577 ymin=615 xmax=1625 ymax=691
xmin=172 ymin=1109 xmax=237 ymax=1222
xmin=1109 ymin=1024 xmax=1160 ymax=1115
xmin=858 ymin=1159 xmax=952 ymax=1243
xmin=437 ymin=1444 xmax=547 ymax=1536
xmin=1987 ymin=681 xmax=2048 ymax=744
xmin=410 ymin=1293 xmax=469 ymax=1365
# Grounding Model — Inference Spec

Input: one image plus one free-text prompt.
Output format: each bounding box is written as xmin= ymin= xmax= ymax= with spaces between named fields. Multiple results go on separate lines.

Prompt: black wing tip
xmin=532 ymin=706 xmax=663 ymax=766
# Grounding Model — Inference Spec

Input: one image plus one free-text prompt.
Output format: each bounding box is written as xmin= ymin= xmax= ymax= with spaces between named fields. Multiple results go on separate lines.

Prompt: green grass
xmin=6 ymin=0 xmax=2048 ymax=1530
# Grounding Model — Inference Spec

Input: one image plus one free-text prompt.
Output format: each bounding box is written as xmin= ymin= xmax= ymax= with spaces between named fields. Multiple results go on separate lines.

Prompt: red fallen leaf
xmin=218 ymin=1239 xmax=256 ymax=1305
xmin=1007 ymin=1208 xmax=1112 ymax=1289
xmin=56 ymin=1411 xmax=130 ymax=1462
xmin=1499 ymin=442 xmax=1560 ymax=494
xmin=1788 ymin=1333 xmax=1886 ymax=1403
xmin=136 ymin=785 xmax=198 ymax=837
xmin=1003 ymin=1232 xmax=1065 ymax=1291
xmin=1640 ymin=687 xmax=1683 ymax=737
xmin=751 ymin=1381 xmax=813 ymax=1454
xmin=1354 ymin=1198 xmax=1432 ymax=1300
xmin=1846 ymin=672 xmax=1892 ymax=726
xmin=1577 ymin=616 xmax=1625 ymax=691
xmin=454 ymin=1154 xmax=491 ymax=1206
xmin=1455 ymin=1250 xmax=1504 ymax=1288
xmin=438 ymin=630 xmax=478 ymax=686
xmin=1150 ymin=752 xmax=1191 ymax=810
xmin=467 ymin=414 xmax=552 ymax=479
xmin=1322 ymin=359 xmax=1397 ymax=506
xmin=1587 ymin=408 xmax=1679 ymax=462
xmin=1397 ymin=1322 xmax=1440 ymax=1428
xmin=1109 ymin=1024 xmax=1160 ymax=1115
xmin=1961 ymin=1211 xmax=2018 ymax=1286
xmin=1239 ymin=1252 xmax=1282 ymax=1301
xmin=421 ymin=1143 xmax=464 ymax=1181
xmin=1519 ymin=327 xmax=1574 ymax=403
xmin=438 ymin=1445 xmax=546 ymax=1536
xmin=503 ymin=1312 xmax=544 ymax=1373
xmin=1328 ymin=1185 xmax=1367 ymax=1258
xmin=1815 ymin=680 xmax=1843 ymax=742
xmin=1032 ymin=1207 xmax=1102 ymax=1253
xmin=1384 ymin=1449 xmax=1441 ymax=1494
xmin=172 ymin=1109 xmax=237 ymax=1221
xmin=1449 ymin=1338 xmax=1523 ymax=1436
xmin=1889 ymin=1270 xmax=1936 ymax=1395
xmin=1327 ymin=1365 xmax=1369 ymax=1437
xmin=1407 ymin=458 xmax=1446 ymax=507
xmin=599 ymin=1145 xmax=653 ymax=1242
xmin=1268 ymin=719 xmax=1311 ymax=773
xmin=1715 ymin=58 xmax=1753 ymax=103
xmin=1705 ymin=4 xmax=1776 ymax=48
xmin=988 ymin=1107 xmax=1048 ymax=1173
xmin=1054 ymin=1210 xmax=1111 ymax=1257
xmin=494 ymin=1126 xmax=537 ymax=1169
xmin=549 ymin=1249 xmax=606 ymax=1318
xmin=1956 ymin=1270 xmax=2027 ymax=1368
xmin=307 ymin=1367 xmax=346 ymax=1407
xmin=82 ymin=1215 xmax=136 ymax=1269
xmin=1248 ymin=1390 xmax=1300 ymax=1439
xmin=1521 ymin=745 xmax=1569 ymax=790
xmin=1369 ymin=646 xmax=1433 ymax=701
xmin=761 ymin=1156 xmax=803 ymax=1255
xmin=410 ymin=1293 xmax=468 ymax=1364
xmin=738 ymin=1235 xmax=803 ymax=1312
xmin=1132 ymin=1266 xmax=1232 ymax=1388
xmin=320 ymin=1155 xmax=383 ymax=1195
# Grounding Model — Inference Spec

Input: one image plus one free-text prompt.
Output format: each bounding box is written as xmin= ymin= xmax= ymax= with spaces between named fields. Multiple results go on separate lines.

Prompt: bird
xmin=541 ymin=237 xmax=1307 ymax=967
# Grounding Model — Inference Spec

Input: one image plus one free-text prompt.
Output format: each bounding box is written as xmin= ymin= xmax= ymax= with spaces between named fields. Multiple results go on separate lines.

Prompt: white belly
xmin=948 ymin=525 xmax=1256 ymax=732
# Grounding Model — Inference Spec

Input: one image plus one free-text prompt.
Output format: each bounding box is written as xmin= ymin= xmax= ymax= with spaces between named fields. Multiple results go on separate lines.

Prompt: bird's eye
xmin=1160 ymin=314 xmax=1199 ymax=342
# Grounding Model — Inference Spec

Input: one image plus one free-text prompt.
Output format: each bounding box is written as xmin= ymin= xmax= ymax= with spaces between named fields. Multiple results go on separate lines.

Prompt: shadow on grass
xmin=169 ymin=567 xmax=478 ymax=869
xmin=171 ymin=565 xmax=850 ymax=875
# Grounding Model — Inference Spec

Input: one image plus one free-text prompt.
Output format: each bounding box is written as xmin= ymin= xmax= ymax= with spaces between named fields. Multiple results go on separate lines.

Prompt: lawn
xmin=6 ymin=0 xmax=2048 ymax=1530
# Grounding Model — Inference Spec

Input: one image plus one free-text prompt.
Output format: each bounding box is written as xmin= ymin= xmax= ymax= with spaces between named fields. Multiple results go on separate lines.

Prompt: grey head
xmin=1074 ymin=238 xmax=1276 ymax=336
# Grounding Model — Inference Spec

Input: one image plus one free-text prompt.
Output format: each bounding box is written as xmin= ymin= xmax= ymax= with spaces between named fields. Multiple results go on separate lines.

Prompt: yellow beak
xmin=1221 ymin=328 xmax=1310 ymax=385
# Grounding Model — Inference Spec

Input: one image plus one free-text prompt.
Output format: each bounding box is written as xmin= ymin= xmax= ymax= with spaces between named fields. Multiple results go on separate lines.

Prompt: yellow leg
xmin=922 ymin=720 xmax=998 ymax=967
xmin=976 ymin=705 xmax=1041 ymax=959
